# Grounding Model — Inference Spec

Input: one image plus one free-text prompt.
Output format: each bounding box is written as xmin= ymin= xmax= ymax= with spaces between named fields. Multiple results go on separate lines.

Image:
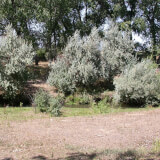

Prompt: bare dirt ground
xmin=0 ymin=109 xmax=160 ymax=160
xmin=27 ymin=61 xmax=58 ymax=97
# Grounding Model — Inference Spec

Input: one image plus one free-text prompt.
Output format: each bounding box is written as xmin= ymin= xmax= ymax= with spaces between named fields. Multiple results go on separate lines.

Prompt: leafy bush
xmin=0 ymin=92 xmax=31 ymax=106
xmin=101 ymin=91 xmax=114 ymax=103
xmin=0 ymin=25 xmax=35 ymax=99
xmin=66 ymin=92 xmax=91 ymax=105
xmin=36 ymin=48 xmax=46 ymax=61
xmin=48 ymin=96 xmax=64 ymax=116
xmin=79 ymin=92 xmax=91 ymax=105
xmin=101 ymin=23 xmax=134 ymax=78
xmin=34 ymin=89 xmax=50 ymax=112
xmin=114 ymin=60 xmax=160 ymax=106
xmin=34 ymin=89 xmax=64 ymax=116
xmin=92 ymin=97 xmax=111 ymax=113
xmin=47 ymin=23 xmax=134 ymax=95
xmin=47 ymin=57 xmax=75 ymax=96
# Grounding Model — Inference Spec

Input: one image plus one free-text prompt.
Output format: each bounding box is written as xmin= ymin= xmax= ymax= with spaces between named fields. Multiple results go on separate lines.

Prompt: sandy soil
xmin=0 ymin=109 xmax=160 ymax=159
xmin=30 ymin=80 xmax=58 ymax=97
xmin=27 ymin=61 xmax=58 ymax=97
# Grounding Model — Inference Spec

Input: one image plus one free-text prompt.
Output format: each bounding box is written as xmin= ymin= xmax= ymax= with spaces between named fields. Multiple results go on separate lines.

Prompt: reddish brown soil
xmin=27 ymin=61 xmax=58 ymax=97
xmin=30 ymin=80 xmax=58 ymax=97
xmin=0 ymin=109 xmax=160 ymax=159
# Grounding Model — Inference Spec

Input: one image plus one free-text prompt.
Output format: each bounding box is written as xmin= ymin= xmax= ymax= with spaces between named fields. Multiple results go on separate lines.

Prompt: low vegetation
xmin=0 ymin=107 xmax=48 ymax=122
xmin=34 ymin=89 xmax=64 ymax=116
xmin=0 ymin=105 xmax=159 ymax=121
xmin=78 ymin=147 xmax=160 ymax=160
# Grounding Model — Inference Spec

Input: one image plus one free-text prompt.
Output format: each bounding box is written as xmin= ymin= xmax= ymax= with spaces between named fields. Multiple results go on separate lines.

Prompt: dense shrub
xmin=101 ymin=24 xmax=135 ymax=77
xmin=0 ymin=25 xmax=35 ymax=99
xmin=92 ymin=97 xmax=111 ymax=113
xmin=79 ymin=92 xmax=91 ymax=105
xmin=36 ymin=48 xmax=46 ymax=61
xmin=66 ymin=92 xmax=91 ymax=105
xmin=34 ymin=89 xmax=64 ymax=116
xmin=34 ymin=89 xmax=50 ymax=112
xmin=0 ymin=93 xmax=31 ymax=106
xmin=47 ymin=57 xmax=75 ymax=95
xmin=48 ymin=96 xmax=64 ymax=116
xmin=47 ymin=23 xmax=134 ymax=95
xmin=114 ymin=60 xmax=160 ymax=106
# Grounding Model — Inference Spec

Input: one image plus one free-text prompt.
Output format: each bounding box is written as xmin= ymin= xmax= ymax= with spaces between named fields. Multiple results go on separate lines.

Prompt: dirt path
xmin=0 ymin=109 xmax=160 ymax=159
xmin=27 ymin=61 xmax=58 ymax=97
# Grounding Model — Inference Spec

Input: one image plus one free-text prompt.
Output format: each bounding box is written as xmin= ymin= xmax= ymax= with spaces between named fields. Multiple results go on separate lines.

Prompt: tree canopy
xmin=0 ymin=0 xmax=159 ymax=59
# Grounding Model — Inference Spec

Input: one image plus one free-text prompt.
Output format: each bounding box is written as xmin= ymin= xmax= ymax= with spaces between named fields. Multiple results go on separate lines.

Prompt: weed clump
xmin=34 ymin=89 xmax=64 ymax=116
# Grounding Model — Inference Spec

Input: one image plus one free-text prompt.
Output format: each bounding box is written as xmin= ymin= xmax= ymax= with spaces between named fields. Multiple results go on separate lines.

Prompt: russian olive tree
xmin=47 ymin=23 xmax=135 ymax=95
xmin=0 ymin=25 xmax=35 ymax=98
xmin=114 ymin=60 xmax=160 ymax=106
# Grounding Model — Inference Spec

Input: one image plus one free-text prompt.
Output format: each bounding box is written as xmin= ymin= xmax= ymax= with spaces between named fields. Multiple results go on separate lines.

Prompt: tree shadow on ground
xmin=115 ymin=150 xmax=140 ymax=160
xmin=3 ymin=150 xmax=159 ymax=160
xmin=31 ymin=150 xmax=158 ymax=160
xmin=32 ymin=152 xmax=96 ymax=160
xmin=31 ymin=150 xmax=145 ymax=160
xmin=32 ymin=155 xmax=48 ymax=160
xmin=57 ymin=152 xmax=96 ymax=160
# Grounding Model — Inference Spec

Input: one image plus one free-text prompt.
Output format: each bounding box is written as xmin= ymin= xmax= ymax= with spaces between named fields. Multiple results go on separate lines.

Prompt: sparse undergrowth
xmin=0 ymin=107 xmax=49 ymax=122
xmin=93 ymin=147 xmax=160 ymax=160
xmin=33 ymin=89 xmax=64 ymax=116
xmin=0 ymin=105 xmax=159 ymax=121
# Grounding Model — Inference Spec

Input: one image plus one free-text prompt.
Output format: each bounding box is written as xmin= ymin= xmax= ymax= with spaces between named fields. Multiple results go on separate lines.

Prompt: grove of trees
xmin=0 ymin=0 xmax=160 ymax=110
xmin=0 ymin=0 xmax=159 ymax=58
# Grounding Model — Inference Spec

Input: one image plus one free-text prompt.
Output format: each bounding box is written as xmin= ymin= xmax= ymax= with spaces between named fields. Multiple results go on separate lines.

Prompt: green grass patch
xmin=0 ymin=107 xmax=49 ymax=122
xmin=62 ymin=105 xmax=159 ymax=117
xmin=152 ymin=139 xmax=160 ymax=153
xmin=62 ymin=107 xmax=96 ymax=117
xmin=0 ymin=105 xmax=159 ymax=121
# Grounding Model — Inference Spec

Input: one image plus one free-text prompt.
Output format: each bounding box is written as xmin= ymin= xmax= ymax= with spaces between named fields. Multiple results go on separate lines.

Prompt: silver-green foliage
xmin=114 ymin=60 xmax=160 ymax=106
xmin=0 ymin=25 xmax=35 ymax=97
xmin=101 ymin=24 xmax=134 ymax=76
xmin=47 ymin=57 xmax=76 ymax=95
xmin=47 ymin=23 xmax=134 ymax=94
